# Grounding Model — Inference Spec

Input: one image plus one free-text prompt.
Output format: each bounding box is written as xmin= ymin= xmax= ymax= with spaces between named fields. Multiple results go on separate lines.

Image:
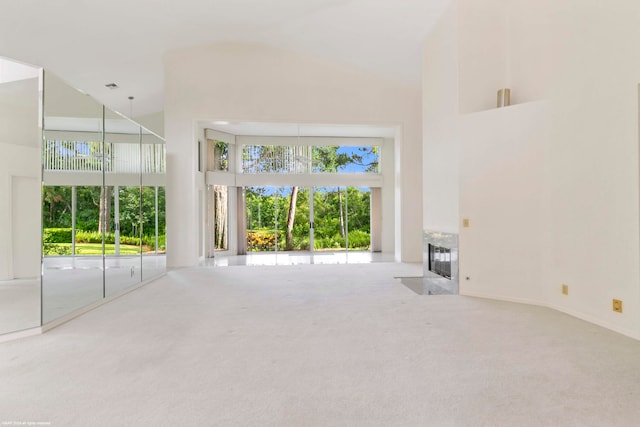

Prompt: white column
xmin=370 ymin=187 xmax=382 ymax=252
xmin=166 ymin=117 xmax=200 ymax=268
xmin=236 ymin=187 xmax=247 ymax=255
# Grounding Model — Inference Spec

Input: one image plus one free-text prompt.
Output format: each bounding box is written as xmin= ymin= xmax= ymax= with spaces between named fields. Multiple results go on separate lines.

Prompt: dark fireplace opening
xmin=428 ymin=244 xmax=452 ymax=279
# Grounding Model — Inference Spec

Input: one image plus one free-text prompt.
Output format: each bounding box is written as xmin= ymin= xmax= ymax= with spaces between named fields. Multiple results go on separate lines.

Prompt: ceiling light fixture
xmin=212 ymin=120 xmax=229 ymax=125
xmin=105 ymin=83 xmax=118 ymax=89
xmin=128 ymin=96 xmax=134 ymax=117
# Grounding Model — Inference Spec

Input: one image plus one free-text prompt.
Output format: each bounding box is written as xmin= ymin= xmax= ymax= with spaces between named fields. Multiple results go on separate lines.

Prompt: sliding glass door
xmin=244 ymin=185 xmax=371 ymax=254
xmin=246 ymin=186 xmax=278 ymax=252
xmin=312 ymin=186 xmax=346 ymax=252
xmin=345 ymin=187 xmax=371 ymax=251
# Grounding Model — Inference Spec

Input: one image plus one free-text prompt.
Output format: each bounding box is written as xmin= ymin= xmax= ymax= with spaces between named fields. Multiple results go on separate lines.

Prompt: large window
xmin=242 ymin=145 xmax=309 ymax=173
xmin=241 ymin=144 xmax=379 ymax=174
xmin=205 ymin=133 xmax=383 ymax=256
xmin=244 ymin=186 xmax=370 ymax=253
xmin=312 ymin=146 xmax=379 ymax=173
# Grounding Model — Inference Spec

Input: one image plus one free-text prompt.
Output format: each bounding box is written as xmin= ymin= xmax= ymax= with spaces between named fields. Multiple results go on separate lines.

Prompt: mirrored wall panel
xmin=104 ymin=107 xmax=142 ymax=297
xmin=141 ymin=131 xmax=166 ymax=281
xmin=0 ymin=57 xmax=42 ymax=335
xmin=42 ymin=72 xmax=108 ymax=322
xmin=39 ymin=71 xmax=166 ymax=327
xmin=0 ymin=63 xmax=166 ymax=337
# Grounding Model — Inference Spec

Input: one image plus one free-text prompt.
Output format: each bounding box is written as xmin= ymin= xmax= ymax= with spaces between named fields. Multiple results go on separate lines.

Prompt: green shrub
xmin=75 ymin=230 xmax=103 ymax=244
xmin=43 ymin=242 xmax=72 ymax=255
xmin=293 ymin=236 xmax=310 ymax=251
xmin=120 ymin=235 xmax=141 ymax=246
xmin=347 ymin=230 xmax=370 ymax=249
xmin=314 ymin=235 xmax=345 ymax=250
xmin=43 ymin=228 xmax=167 ymax=249
xmin=141 ymin=235 xmax=155 ymax=247
xmin=43 ymin=228 xmax=73 ymax=243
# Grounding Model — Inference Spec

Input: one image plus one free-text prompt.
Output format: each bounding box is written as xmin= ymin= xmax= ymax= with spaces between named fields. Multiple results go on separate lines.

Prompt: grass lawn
xmin=46 ymin=243 xmax=145 ymax=255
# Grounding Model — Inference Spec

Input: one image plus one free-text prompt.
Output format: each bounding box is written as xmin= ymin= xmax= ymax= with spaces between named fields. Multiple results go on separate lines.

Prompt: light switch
xmin=463 ymin=218 xmax=470 ymax=228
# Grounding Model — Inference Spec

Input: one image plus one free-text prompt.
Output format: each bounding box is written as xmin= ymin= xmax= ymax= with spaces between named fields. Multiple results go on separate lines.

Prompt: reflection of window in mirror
xmin=208 ymin=139 xmax=228 ymax=171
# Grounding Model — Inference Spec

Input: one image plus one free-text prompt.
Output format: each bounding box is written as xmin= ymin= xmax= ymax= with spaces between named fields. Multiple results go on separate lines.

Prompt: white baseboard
xmin=460 ymin=290 xmax=639 ymax=341
xmin=0 ymin=326 xmax=42 ymax=343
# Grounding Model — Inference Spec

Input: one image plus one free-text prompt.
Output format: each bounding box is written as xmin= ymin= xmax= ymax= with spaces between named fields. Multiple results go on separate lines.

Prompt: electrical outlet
xmin=613 ymin=299 xmax=623 ymax=313
xmin=562 ymin=284 xmax=568 ymax=295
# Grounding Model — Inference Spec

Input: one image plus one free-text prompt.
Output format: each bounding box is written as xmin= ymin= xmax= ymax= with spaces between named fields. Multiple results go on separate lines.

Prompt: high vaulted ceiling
xmin=0 ymin=0 xmax=450 ymax=117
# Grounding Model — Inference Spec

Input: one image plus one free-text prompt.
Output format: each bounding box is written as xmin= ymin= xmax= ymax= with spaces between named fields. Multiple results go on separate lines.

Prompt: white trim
xmin=460 ymin=290 xmax=640 ymax=341
xmin=235 ymin=173 xmax=382 ymax=188
xmin=0 ymin=327 xmax=42 ymax=344
xmin=206 ymin=171 xmax=383 ymax=188
xmin=205 ymin=129 xmax=236 ymax=145
xmin=236 ymin=135 xmax=384 ymax=147
xmin=206 ymin=171 xmax=236 ymax=186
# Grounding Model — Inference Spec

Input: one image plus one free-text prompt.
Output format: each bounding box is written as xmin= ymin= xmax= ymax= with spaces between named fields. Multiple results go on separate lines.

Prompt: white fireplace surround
xmin=423 ymin=230 xmax=459 ymax=295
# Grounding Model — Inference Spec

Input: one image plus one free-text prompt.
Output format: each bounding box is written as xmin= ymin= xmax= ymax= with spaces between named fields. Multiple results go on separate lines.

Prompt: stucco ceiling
xmin=0 ymin=0 xmax=450 ymax=117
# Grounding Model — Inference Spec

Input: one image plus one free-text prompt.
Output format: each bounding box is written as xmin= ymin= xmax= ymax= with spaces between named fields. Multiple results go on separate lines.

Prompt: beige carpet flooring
xmin=2 ymin=263 xmax=640 ymax=426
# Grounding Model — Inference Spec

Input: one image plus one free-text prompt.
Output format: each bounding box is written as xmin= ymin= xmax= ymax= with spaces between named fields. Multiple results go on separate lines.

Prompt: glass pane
xmin=208 ymin=139 xmax=229 ymax=171
xmin=42 ymin=185 xmax=105 ymax=321
xmin=313 ymin=186 xmax=347 ymax=252
xmin=0 ymin=57 xmax=41 ymax=335
xmin=242 ymin=145 xmax=310 ymax=173
xmin=277 ymin=186 xmax=310 ymax=252
xmin=42 ymin=72 xmax=104 ymax=323
xmin=346 ymin=187 xmax=371 ymax=250
xmin=141 ymin=130 xmax=166 ymax=281
xmin=104 ymin=108 xmax=141 ymax=296
xmin=312 ymin=146 xmax=379 ymax=173
xmin=246 ymin=186 xmax=278 ymax=252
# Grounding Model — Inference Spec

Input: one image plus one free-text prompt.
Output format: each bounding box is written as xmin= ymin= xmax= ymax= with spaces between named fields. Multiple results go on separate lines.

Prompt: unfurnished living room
xmin=3 ymin=0 xmax=640 ymax=426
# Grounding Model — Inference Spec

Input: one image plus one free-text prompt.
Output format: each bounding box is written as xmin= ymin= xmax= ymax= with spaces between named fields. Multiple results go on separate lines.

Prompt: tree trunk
xmin=338 ymin=190 xmax=345 ymax=239
xmin=214 ymin=185 xmax=228 ymax=250
xmin=285 ymin=186 xmax=299 ymax=251
xmin=99 ymin=186 xmax=112 ymax=234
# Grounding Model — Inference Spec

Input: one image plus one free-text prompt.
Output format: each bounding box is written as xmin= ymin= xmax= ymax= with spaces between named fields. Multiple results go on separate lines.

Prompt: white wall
xmin=422 ymin=5 xmax=460 ymax=234
xmin=164 ymin=43 xmax=423 ymax=267
xmin=459 ymin=102 xmax=549 ymax=304
xmin=12 ymin=176 xmax=41 ymax=278
xmin=0 ymin=78 xmax=40 ymax=148
xmin=424 ymin=0 xmax=640 ymax=338
xmin=457 ymin=0 xmax=509 ymax=114
xmin=0 ymin=78 xmax=40 ymax=279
